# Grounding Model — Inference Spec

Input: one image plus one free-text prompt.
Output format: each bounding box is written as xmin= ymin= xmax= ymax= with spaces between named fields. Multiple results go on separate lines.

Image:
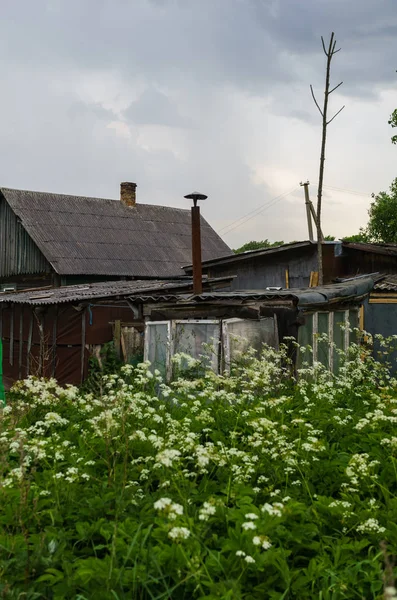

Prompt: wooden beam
xmin=285 ymin=269 xmax=289 ymax=289
xmin=369 ymin=298 xmax=397 ymax=304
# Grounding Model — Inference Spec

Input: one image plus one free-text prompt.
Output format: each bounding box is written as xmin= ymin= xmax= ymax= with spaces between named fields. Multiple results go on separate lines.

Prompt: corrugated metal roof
xmin=131 ymin=277 xmax=375 ymax=308
xmin=343 ymin=242 xmax=397 ymax=256
xmin=1 ymin=187 xmax=232 ymax=277
xmin=374 ymin=274 xmax=397 ymax=291
xmin=0 ymin=279 xmax=195 ymax=305
xmin=183 ymin=240 xmax=315 ymax=271
xmin=0 ymin=276 xmax=235 ymax=306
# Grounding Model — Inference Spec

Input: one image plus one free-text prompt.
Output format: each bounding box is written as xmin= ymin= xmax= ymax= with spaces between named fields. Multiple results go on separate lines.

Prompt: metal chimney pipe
xmin=184 ymin=191 xmax=208 ymax=295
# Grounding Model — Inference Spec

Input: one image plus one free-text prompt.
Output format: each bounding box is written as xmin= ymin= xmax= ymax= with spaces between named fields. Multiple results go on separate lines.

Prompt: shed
xmin=0 ymin=277 xmax=232 ymax=390
xmin=134 ymin=277 xmax=374 ymax=377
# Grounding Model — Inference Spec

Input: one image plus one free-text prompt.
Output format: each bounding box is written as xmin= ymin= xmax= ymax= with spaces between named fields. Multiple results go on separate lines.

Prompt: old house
xmin=0 ymin=183 xmax=231 ymax=291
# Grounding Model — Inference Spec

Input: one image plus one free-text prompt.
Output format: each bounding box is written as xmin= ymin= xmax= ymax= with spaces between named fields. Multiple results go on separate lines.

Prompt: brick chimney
xmin=120 ymin=182 xmax=137 ymax=207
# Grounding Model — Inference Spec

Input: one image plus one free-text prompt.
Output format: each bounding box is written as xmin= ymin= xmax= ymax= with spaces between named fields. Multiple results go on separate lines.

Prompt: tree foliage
xmin=233 ymin=239 xmax=284 ymax=254
xmin=389 ymin=108 xmax=397 ymax=145
xmin=362 ymin=178 xmax=397 ymax=243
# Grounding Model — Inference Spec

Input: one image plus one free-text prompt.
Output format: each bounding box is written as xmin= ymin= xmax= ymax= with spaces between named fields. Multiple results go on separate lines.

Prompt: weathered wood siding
xmin=205 ymin=246 xmax=319 ymax=290
xmin=0 ymin=195 xmax=51 ymax=277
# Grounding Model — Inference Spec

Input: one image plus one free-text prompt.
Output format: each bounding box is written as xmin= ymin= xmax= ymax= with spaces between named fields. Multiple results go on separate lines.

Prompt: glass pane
xmin=297 ymin=314 xmax=313 ymax=367
xmin=174 ymin=322 xmax=220 ymax=371
xmin=349 ymin=309 xmax=359 ymax=345
xmin=333 ymin=311 xmax=346 ymax=373
xmin=146 ymin=323 xmax=169 ymax=378
xmin=227 ymin=318 xmax=277 ymax=362
xmin=317 ymin=313 xmax=330 ymax=368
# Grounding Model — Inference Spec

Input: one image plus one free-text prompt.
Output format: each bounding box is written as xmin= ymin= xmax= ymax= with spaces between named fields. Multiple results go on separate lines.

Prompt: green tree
xmin=343 ymin=232 xmax=369 ymax=243
xmin=233 ymin=239 xmax=284 ymax=254
xmin=363 ymin=178 xmax=397 ymax=243
xmin=389 ymin=108 xmax=397 ymax=144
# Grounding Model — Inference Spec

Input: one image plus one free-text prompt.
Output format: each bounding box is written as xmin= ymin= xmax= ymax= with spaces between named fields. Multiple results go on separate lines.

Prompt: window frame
xmin=172 ymin=319 xmax=221 ymax=373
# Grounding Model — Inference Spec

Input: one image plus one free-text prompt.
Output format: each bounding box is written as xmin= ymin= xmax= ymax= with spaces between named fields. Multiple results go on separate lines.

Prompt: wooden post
xmin=285 ymin=269 xmax=289 ymax=289
xmin=18 ymin=309 xmax=23 ymax=380
xmin=9 ymin=306 xmax=14 ymax=366
xmin=52 ymin=306 xmax=58 ymax=378
xmin=26 ymin=311 xmax=33 ymax=376
xmin=81 ymin=308 xmax=86 ymax=383
xmin=114 ymin=320 xmax=121 ymax=359
xmin=300 ymin=181 xmax=314 ymax=241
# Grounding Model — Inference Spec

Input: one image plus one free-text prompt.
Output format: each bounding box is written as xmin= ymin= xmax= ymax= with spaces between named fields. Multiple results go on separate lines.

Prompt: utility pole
xmin=300 ymin=181 xmax=314 ymax=241
xmin=300 ymin=180 xmax=324 ymax=243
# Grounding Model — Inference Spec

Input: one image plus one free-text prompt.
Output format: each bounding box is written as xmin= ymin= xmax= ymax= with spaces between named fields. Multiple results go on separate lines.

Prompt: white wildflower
xmin=242 ymin=521 xmax=257 ymax=531
xmin=244 ymin=555 xmax=255 ymax=564
xmin=168 ymin=527 xmax=190 ymax=541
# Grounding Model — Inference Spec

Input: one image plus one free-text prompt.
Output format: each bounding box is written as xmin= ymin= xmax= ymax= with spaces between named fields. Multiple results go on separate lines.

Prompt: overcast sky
xmin=1 ymin=0 xmax=396 ymax=249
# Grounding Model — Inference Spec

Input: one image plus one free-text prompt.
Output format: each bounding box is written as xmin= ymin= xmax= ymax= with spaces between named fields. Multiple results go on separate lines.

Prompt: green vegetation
xmin=233 ymin=239 xmax=284 ymax=254
xmin=1 ymin=339 xmax=397 ymax=598
xmin=389 ymin=108 xmax=397 ymax=145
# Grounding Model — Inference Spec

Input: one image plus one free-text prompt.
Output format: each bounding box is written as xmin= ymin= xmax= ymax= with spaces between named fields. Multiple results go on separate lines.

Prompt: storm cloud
xmin=0 ymin=0 xmax=396 ymax=247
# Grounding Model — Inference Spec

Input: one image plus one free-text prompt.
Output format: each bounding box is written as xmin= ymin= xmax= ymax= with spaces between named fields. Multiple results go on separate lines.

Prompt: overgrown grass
xmin=1 ymin=340 xmax=397 ymax=598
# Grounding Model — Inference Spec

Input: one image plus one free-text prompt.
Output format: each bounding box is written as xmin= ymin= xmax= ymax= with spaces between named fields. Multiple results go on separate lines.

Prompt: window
xmin=222 ymin=317 xmax=278 ymax=371
xmin=144 ymin=316 xmax=279 ymax=379
xmin=298 ymin=308 xmax=360 ymax=372
xmin=144 ymin=321 xmax=171 ymax=380
xmin=174 ymin=320 xmax=220 ymax=372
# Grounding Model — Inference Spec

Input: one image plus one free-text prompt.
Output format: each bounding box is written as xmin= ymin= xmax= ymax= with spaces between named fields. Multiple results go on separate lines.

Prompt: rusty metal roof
xmin=1 ymin=187 xmax=231 ymax=277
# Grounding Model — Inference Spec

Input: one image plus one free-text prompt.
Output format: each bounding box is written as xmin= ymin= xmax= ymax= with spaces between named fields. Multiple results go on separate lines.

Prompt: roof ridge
xmin=0 ymin=187 xmax=190 ymax=213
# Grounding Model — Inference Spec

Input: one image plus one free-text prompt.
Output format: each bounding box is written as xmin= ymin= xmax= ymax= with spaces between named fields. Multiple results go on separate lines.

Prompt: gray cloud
xmin=123 ymin=87 xmax=188 ymax=127
xmin=0 ymin=0 xmax=395 ymax=248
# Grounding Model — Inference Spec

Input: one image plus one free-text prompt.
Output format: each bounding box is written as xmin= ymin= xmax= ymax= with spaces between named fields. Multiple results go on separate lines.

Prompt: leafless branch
xmin=321 ymin=36 xmax=328 ymax=56
xmin=327 ymin=105 xmax=345 ymax=125
xmin=329 ymin=81 xmax=343 ymax=94
xmin=332 ymin=47 xmax=341 ymax=54
xmin=310 ymin=85 xmax=323 ymax=116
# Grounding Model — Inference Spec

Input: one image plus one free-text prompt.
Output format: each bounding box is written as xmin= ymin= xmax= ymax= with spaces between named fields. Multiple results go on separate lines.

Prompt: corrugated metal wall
xmin=0 ymin=196 xmax=50 ymax=277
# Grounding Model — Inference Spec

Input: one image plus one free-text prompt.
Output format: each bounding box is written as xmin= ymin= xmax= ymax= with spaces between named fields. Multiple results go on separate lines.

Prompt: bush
xmin=1 ymin=342 xmax=397 ymax=598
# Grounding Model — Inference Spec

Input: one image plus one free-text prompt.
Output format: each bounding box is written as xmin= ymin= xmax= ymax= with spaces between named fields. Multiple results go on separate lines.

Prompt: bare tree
xmin=311 ymin=32 xmax=345 ymax=284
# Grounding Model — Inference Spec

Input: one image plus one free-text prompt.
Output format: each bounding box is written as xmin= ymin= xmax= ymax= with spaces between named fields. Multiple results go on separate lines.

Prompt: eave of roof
xmin=130 ymin=277 xmax=375 ymax=308
xmin=0 ymin=276 xmax=235 ymax=306
xmin=343 ymin=241 xmax=397 ymax=257
xmin=183 ymin=240 xmax=316 ymax=271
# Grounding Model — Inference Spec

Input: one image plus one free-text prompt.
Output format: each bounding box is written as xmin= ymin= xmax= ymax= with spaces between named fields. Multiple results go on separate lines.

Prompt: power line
xmin=323 ymin=184 xmax=370 ymax=198
xmin=219 ymin=186 xmax=298 ymax=236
